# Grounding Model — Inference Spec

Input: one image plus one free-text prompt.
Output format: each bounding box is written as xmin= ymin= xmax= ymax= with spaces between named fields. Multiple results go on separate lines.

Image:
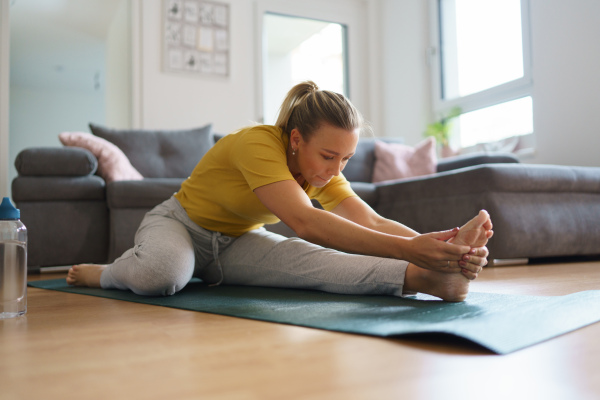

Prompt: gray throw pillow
xmin=89 ymin=123 xmax=213 ymax=178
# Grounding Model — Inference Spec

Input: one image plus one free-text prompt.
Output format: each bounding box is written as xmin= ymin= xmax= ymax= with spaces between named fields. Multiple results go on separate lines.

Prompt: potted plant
xmin=424 ymin=106 xmax=462 ymax=157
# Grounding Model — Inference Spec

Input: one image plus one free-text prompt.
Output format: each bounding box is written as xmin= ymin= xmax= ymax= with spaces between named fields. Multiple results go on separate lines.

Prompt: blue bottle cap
xmin=0 ymin=197 xmax=20 ymax=220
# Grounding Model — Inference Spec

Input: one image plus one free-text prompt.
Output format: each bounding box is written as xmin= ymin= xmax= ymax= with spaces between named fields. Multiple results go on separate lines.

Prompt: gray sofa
xmin=11 ymin=125 xmax=600 ymax=270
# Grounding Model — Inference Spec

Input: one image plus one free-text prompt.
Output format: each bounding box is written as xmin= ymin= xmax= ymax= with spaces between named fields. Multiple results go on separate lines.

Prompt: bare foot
xmin=450 ymin=210 xmax=492 ymax=248
xmin=403 ymin=211 xmax=493 ymax=301
xmin=66 ymin=264 xmax=107 ymax=288
xmin=404 ymin=263 xmax=470 ymax=302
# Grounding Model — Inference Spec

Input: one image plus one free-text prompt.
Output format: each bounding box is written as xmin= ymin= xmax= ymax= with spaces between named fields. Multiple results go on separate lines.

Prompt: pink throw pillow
xmin=372 ymin=137 xmax=437 ymax=183
xmin=59 ymin=132 xmax=143 ymax=183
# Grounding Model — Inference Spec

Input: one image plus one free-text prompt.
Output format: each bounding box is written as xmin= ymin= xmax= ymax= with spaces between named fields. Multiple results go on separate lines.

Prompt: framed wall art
xmin=163 ymin=0 xmax=230 ymax=77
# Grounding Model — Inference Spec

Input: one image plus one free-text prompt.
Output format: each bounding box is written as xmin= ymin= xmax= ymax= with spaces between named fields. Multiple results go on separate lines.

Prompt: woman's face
xmin=290 ymin=123 xmax=359 ymax=188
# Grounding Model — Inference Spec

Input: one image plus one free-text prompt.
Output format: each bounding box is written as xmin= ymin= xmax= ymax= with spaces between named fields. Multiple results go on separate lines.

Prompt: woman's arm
xmin=330 ymin=196 xmax=419 ymax=237
xmin=332 ymin=196 xmax=491 ymax=274
xmin=254 ymin=180 xmax=472 ymax=273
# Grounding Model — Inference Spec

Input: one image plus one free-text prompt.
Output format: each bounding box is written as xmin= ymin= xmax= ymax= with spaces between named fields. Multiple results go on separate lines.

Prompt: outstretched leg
xmin=215 ymin=228 xmax=411 ymax=297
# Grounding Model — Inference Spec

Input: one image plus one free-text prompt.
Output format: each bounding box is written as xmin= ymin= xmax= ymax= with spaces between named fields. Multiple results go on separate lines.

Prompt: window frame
xmin=428 ymin=0 xmax=533 ymax=146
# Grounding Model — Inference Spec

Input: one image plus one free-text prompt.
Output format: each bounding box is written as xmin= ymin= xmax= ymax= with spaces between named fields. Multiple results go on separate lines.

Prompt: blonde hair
xmin=274 ymin=81 xmax=366 ymax=140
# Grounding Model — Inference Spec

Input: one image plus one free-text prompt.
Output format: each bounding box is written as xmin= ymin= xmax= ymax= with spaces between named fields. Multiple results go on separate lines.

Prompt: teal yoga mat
xmin=29 ymin=278 xmax=600 ymax=354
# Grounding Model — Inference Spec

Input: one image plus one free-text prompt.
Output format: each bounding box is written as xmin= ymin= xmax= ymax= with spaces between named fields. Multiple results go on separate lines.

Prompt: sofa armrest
xmin=437 ymin=152 xmax=519 ymax=173
xmin=12 ymin=176 xmax=106 ymax=202
xmin=14 ymin=147 xmax=98 ymax=177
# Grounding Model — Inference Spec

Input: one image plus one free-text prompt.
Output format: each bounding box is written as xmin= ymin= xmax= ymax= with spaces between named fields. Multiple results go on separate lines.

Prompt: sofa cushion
xmin=59 ymin=132 xmax=143 ymax=183
xmin=89 ymin=123 xmax=213 ymax=178
xmin=372 ymin=137 xmax=437 ymax=183
xmin=14 ymin=147 xmax=98 ymax=177
xmin=343 ymin=139 xmax=377 ymax=183
xmin=343 ymin=137 xmax=404 ymax=183
xmin=107 ymin=178 xmax=185 ymax=209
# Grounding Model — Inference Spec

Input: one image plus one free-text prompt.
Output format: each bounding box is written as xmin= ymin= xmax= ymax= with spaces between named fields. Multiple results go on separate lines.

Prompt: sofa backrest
xmin=90 ymin=123 xmax=214 ymax=178
xmin=343 ymin=137 xmax=404 ymax=183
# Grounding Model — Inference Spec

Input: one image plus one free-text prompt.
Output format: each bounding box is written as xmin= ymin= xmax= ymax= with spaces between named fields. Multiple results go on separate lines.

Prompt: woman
xmin=68 ymin=81 xmax=492 ymax=302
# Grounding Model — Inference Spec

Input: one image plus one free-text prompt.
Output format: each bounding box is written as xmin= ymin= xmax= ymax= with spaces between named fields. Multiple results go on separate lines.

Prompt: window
xmin=431 ymin=0 xmax=533 ymax=150
xmin=262 ymin=13 xmax=348 ymax=125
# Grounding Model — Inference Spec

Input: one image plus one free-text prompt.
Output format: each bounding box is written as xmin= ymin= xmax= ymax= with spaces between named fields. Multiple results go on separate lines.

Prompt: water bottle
xmin=0 ymin=197 xmax=27 ymax=318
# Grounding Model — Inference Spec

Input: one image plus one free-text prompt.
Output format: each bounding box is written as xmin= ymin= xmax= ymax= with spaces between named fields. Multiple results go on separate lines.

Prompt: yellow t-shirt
xmin=174 ymin=125 xmax=357 ymax=236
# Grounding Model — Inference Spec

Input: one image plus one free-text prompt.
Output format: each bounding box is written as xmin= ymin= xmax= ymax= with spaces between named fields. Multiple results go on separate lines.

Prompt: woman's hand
xmin=459 ymin=246 xmax=489 ymax=280
xmin=403 ymin=229 xmax=473 ymax=274
xmin=447 ymin=210 xmax=493 ymax=280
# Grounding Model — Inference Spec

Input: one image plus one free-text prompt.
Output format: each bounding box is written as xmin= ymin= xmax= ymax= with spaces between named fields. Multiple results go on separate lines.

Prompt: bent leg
xmin=99 ymin=200 xmax=196 ymax=296
xmin=216 ymin=228 xmax=409 ymax=297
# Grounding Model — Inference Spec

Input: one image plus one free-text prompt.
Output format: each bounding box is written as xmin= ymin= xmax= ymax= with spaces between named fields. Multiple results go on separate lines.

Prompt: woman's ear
xmin=290 ymin=128 xmax=303 ymax=149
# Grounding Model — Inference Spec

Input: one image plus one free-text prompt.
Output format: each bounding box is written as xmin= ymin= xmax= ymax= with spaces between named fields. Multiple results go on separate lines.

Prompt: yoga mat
xmin=29 ymin=278 xmax=600 ymax=354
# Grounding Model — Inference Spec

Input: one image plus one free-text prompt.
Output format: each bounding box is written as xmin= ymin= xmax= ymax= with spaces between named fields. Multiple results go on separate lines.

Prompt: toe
xmin=461 ymin=269 xmax=478 ymax=280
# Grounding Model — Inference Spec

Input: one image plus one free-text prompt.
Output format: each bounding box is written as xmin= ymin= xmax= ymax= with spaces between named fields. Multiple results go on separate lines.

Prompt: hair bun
xmin=275 ymin=80 xmax=363 ymax=138
xmin=305 ymin=80 xmax=319 ymax=93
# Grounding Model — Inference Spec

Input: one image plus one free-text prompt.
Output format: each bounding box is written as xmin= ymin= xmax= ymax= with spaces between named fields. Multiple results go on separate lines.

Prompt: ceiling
xmin=9 ymin=0 xmax=124 ymax=91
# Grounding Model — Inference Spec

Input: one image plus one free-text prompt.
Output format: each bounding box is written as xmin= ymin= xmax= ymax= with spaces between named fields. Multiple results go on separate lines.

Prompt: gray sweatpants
xmin=100 ymin=196 xmax=410 ymax=297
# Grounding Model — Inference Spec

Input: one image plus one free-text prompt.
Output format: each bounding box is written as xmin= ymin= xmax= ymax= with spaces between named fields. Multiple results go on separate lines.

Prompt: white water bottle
xmin=0 ymin=197 xmax=27 ymax=318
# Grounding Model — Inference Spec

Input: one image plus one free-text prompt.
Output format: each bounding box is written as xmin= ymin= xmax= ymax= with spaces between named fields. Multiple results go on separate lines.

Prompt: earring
xmin=292 ymin=148 xmax=296 ymax=156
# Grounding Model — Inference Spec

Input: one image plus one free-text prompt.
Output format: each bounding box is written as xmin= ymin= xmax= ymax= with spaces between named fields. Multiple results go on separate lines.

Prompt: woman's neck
xmin=287 ymin=146 xmax=305 ymax=187
xmin=292 ymin=172 xmax=305 ymax=187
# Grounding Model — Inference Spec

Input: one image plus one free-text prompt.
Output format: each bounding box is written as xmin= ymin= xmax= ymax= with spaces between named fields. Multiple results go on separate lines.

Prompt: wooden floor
xmin=2 ymin=261 xmax=600 ymax=400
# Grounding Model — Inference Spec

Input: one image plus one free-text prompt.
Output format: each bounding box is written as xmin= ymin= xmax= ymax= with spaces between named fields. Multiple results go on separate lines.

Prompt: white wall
xmin=106 ymin=0 xmax=132 ymax=129
xmin=378 ymin=0 xmax=432 ymax=143
xmin=133 ymin=0 xmax=371 ymax=135
xmin=528 ymin=0 xmax=600 ymax=167
xmin=134 ymin=0 xmax=257 ymax=134
xmin=377 ymin=0 xmax=600 ymax=167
